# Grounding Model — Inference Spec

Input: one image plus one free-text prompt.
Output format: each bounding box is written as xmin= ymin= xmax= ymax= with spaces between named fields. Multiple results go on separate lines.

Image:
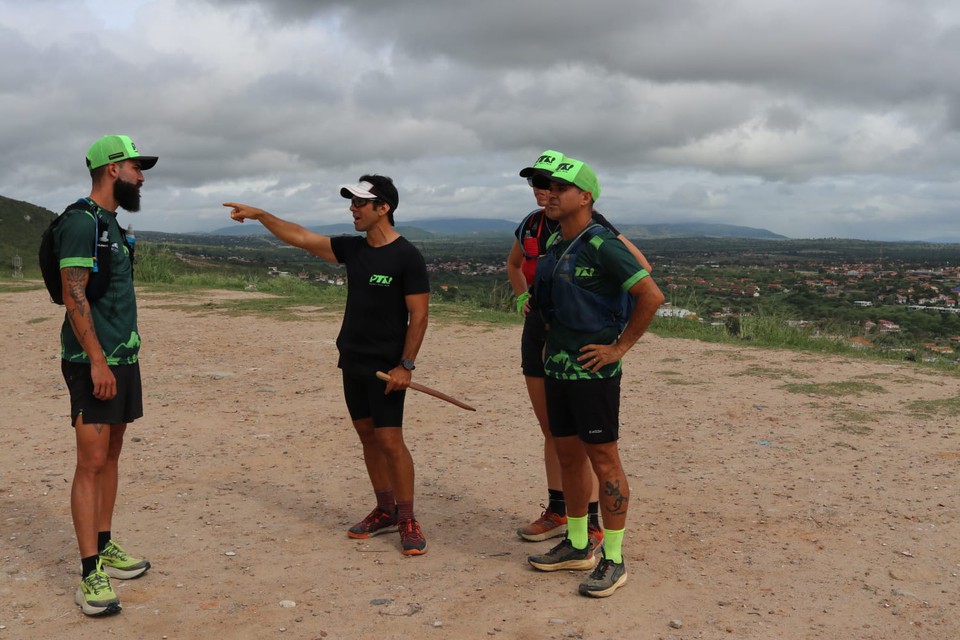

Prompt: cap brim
xmin=519 ymin=167 xmax=555 ymax=178
xmin=137 ymin=156 xmax=158 ymax=171
xmin=339 ymin=183 xmax=377 ymax=200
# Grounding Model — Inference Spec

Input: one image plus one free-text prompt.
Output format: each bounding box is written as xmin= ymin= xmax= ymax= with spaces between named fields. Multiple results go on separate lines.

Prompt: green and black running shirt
xmin=54 ymin=201 xmax=140 ymax=365
xmin=538 ymin=227 xmax=648 ymax=381
xmin=331 ymin=235 xmax=429 ymax=376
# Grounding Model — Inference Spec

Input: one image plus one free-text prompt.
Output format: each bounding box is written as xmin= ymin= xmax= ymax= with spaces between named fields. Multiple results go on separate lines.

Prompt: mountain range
xmin=209 ymin=218 xmax=789 ymax=240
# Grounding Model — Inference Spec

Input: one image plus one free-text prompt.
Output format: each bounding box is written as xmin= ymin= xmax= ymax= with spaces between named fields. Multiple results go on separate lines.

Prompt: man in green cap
xmin=507 ymin=151 xmax=652 ymax=548
xmin=57 ymin=135 xmax=157 ymax=616
xmin=526 ymin=156 xmax=664 ymax=598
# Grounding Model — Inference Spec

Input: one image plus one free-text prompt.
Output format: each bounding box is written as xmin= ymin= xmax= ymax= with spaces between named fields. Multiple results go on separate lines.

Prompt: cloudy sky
xmin=2 ymin=0 xmax=960 ymax=241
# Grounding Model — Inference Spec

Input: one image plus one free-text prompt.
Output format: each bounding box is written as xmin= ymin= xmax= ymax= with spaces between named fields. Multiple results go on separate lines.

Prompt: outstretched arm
xmin=223 ymin=202 xmax=336 ymax=262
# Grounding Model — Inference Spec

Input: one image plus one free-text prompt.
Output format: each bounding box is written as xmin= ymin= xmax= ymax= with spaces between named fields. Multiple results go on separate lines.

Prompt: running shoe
xmin=578 ymin=551 xmax=628 ymax=598
xmin=588 ymin=524 xmax=604 ymax=553
xmin=517 ymin=507 xmax=567 ymax=542
xmin=100 ymin=540 xmax=151 ymax=580
xmin=75 ymin=559 xmax=121 ymax=617
xmin=348 ymin=506 xmax=398 ymax=539
xmin=527 ymin=538 xmax=596 ymax=572
xmin=398 ymin=518 xmax=427 ymax=555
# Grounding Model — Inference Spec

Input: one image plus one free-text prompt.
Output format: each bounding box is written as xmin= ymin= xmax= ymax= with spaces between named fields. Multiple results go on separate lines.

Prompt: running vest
xmin=534 ymin=223 xmax=635 ymax=334
xmin=517 ymin=209 xmax=550 ymax=285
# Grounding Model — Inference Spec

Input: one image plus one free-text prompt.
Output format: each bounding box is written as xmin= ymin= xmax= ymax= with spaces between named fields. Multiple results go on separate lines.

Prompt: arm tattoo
xmin=64 ymin=267 xmax=93 ymax=343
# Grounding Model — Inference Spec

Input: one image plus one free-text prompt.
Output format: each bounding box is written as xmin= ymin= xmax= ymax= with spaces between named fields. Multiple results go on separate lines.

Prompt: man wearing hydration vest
xmin=506 ymin=151 xmax=652 ymax=551
xmin=527 ymin=157 xmax=664 ymax=598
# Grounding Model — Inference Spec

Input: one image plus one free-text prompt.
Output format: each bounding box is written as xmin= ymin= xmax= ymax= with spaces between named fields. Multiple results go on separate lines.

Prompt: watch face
xmin=402 ymin=359 xmax=416 ymax=370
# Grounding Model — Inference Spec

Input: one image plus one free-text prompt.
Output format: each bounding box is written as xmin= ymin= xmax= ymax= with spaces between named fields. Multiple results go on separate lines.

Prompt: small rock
xmin=432 ymin=620 xmax=443 ymax=627
xmin=224 ymin=551 xmax=237 ymax=557
xmin=131 ymin=436 xmax=142 ymax=443
xmin=549 ymin=618 xmax=566 ymax=625
xmin=670 ymin=620 xmax=683 ymax=629
xmin=279 ymin=600 xmax=297 ymax=608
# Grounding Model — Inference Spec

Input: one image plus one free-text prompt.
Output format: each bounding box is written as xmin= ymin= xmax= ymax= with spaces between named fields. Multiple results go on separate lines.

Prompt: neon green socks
xmin=567 ymin=515 xmax=589 ymax=550
xmin=604 ymin=528 xmax=625 ymax=562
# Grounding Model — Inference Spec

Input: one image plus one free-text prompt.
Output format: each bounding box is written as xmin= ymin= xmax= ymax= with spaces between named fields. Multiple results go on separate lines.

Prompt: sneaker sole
xmin=103 ymin=562 xmax=150 ymax=580
xmin=75 ymin=589 xmax=122 ymax=617
xmin=516 ymin=524 xmax=568 ymax=542
xmin=528 ymin=554 xmax=597 ymax=572
xmin=579 ymin=571 xmax=628 ymax=598
xmin=401 ymin=546 xmax=427 ymax=556
xmin=347 ymin=525 xmax=397 ymax=540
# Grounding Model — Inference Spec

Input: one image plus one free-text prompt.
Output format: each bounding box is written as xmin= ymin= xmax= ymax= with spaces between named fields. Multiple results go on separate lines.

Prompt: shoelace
xmin=590 ymin=558 xmax=614 ymax=579
xmin=86 ymin=572 xmax=110 ymax=595
xmin=104 ymin=546 xmax=128 ymax=561
xmin=400 ymin=520 xmax=422 ymax=539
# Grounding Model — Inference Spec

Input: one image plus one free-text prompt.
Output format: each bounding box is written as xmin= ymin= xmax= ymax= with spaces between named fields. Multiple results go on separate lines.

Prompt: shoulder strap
xmin=544 ymin=230 xmax=561 ymax=251
xmin=61 ymin=198 xmax=97 ymax=217
xmin=550 ymin=223 xmax=602 ymax=279
xmin=520 ymin=208 xmax=542 ymax=230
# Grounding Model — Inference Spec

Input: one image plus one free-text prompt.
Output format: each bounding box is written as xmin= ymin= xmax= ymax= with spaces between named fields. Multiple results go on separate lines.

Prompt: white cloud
xmin=0 ymin=0 xmax=959 ymax=240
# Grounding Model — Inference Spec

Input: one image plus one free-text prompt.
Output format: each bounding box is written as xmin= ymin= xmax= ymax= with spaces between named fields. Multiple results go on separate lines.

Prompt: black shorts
xmin=520 ymin=312 xmax=547 ymax=378
xmin=61 ymin=360 xmax=143 ymax=426
xmin=342 ymin=370 xmax=406 ymax=428
xmin=544 ymin=376 xmax=621 ymax=444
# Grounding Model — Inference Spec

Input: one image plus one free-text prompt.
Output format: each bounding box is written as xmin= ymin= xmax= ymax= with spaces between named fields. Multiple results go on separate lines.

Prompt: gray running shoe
xmin=578 ymin=552 xmax=628 ymax=597
xmin=527 ymin=538 xmax=596 ymax=572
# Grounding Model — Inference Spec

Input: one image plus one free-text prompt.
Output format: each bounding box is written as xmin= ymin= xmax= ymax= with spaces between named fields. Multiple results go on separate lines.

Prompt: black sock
xmin=81 ymin=554 xmax=99 ymax=578
xmin=588 ymin=502 xmax=600 ymax=529
xmin=548 ymin=489 xmax=566 ymax=517
xmin=98 ymin=531 xmax=111 ymax=555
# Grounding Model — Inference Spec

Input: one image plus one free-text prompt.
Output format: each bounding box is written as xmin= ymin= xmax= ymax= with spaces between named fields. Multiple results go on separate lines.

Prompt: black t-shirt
xmin=330 ymin=235 xmax=430 ymax=375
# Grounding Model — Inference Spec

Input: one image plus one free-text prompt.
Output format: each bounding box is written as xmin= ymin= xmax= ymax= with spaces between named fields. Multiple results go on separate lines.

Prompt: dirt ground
xmin=1 ymin=285 xmax=958 ymax=640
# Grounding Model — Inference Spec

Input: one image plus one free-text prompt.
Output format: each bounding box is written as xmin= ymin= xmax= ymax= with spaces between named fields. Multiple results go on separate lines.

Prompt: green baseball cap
xmin=86 ymin=135 xmax=158 ymax=171
xmin=518 ymin=149 xmax=564 ymax=178
xmin=549 ymin=157 xmax=601 ymax=201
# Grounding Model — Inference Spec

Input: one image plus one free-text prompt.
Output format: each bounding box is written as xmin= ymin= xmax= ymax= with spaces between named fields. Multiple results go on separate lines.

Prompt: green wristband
xmin=515 ymin=291 xmax=530 ymax=315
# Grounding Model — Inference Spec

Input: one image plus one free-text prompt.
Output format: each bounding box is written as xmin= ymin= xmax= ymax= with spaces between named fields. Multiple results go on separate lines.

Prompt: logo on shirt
xmin=369 ymin=274 xmax=393 ymax=286
xmin=575 ymin=266 xmax=596 ymax=278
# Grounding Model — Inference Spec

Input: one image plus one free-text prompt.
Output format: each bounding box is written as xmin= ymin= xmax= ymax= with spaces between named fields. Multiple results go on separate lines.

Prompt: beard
xmin=114 ymin=177 xmax=141 ymax=212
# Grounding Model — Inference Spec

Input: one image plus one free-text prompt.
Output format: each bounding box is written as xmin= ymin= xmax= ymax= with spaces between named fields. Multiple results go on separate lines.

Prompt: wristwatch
xmin=400 ymin=359 xmax=416 ymax=371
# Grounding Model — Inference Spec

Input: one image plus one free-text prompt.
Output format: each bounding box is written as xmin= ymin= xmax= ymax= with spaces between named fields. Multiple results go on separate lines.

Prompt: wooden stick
xmin=376 ymin=371 xmax=476 ymax=412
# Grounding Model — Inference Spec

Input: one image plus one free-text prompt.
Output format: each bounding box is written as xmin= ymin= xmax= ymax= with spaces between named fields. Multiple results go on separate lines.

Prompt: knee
xmin=76 ymin=450 xmax=109 ymax=473
xmin=553 ymin=437 xmax=586 ymax=468
xmin=374 ymin=431 xmax=408 ymax=459
xmin=586 ymin=445 xmax=622 ymax=477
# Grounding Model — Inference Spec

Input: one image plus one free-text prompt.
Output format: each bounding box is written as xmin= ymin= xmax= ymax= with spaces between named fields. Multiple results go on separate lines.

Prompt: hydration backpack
xmin=38 ymin=199 xmax=131 ymax=305
xmin=536 ymin=223 xmax=637 ymax=333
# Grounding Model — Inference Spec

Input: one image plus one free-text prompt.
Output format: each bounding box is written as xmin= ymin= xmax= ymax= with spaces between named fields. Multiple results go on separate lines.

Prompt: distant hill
xmin=617 ymin=222 xmax=787 ymax=240
xmin=2 ymin=192 xmax=791 ymax=277
xmin=210 ymin=217 xmax=518 ymax=238
xmin=210 ymin=218 xmax=783 ymax=240
xmin=0 ymin=194 xmax=57 ymax=276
